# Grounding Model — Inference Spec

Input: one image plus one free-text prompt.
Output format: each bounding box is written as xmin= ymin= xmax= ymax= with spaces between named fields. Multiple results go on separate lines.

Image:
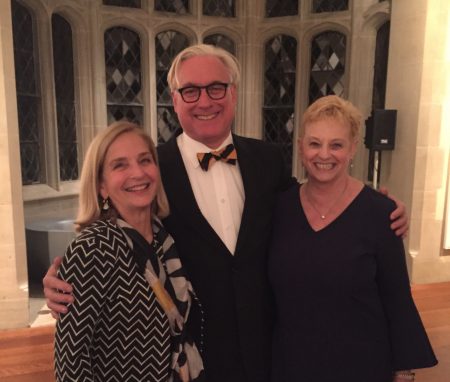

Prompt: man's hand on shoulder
xmin=379 ymin=186 xmax=409 ymax=238
xmin=43 ymin=256 xmax=74 ymax=319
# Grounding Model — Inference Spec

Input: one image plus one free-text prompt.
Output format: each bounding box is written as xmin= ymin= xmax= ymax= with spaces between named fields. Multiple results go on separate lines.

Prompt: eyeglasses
xmin=177 ymin=82 xmax=230 ymax=103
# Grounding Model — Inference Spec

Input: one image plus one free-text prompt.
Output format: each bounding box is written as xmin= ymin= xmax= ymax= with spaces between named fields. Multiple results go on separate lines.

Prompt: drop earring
xmin=102 ymin=197 xmax=110 ymax=211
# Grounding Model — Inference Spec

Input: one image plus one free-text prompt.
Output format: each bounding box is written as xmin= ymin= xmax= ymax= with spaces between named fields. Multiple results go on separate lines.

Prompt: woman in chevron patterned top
xmin=54 ymin=121 xmax=204 ymax=381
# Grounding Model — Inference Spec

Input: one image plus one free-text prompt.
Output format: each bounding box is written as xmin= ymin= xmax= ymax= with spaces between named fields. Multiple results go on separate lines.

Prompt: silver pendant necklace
xmin=303 ymin=178 xmax=349 ymax=220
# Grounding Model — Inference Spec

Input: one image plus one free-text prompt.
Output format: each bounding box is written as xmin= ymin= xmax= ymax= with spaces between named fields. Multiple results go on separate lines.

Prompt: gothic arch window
xmin=52 ymin=13 xmax=78 ymax=181
xmin=104 ymin=27 xmax=143 ymax=124
xmin=372 ymin=21 xmax=390 ymax=110
xmin=155 ymin=30 xmax=189 ymax=143
xmin=312 ymin=0 xmax=348 ymax=13
xmin=203 ymin=0 xmax=235 ymax=17
xmin=266 ymin=0 xmax=298 ymax=17
xmin=309 ymin=31 xmax=346 ymax=103
xmin=154 ymin=0 xmax=189 ymax=14
xmin=203 ymin=33 xmax=236 ymax=54
xmin=12 ymin=0 xmax=43 ymax=185
xmin=263 ymin=34 xmax=297 ymax=172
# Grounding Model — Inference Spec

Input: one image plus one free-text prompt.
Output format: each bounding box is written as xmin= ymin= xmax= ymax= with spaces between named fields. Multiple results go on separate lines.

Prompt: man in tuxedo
xmin=43 ymin=44 xmax=408 ymax=382
xmin=156 ymin=44 xmax=293 ymax=382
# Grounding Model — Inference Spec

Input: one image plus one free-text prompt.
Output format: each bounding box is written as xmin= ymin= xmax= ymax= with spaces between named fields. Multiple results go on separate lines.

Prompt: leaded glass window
xmin=154 ymin=0 xmax=189 ymax=14
xmin=203 ymin=34 xmax=236 ymax=54
xmin=203 ymin=0 xmax=235 ymax=17
xmin=372 ymin=21 xmax=390 ymax=110
xmin=103 ymin=0 xmax=141 ymax=7
xmin=155 ymin=30 xmax=189 ymax=143
xmin=52 ymin=14 xmax=78 ymax=181
xmin=309 ymin=31 xmax=346 ymax=103
xmin=312 ymin=0 xmax=348 ymax=13
xmin=12 ymin=0 xmax=43 ymax=185
xmin=263 ymin=35 xmax=297 ymax=172
xmin=266 ymin=0 xmax=298 ymax=17
xmin=104 ymin=27 xmax=143 ymax=124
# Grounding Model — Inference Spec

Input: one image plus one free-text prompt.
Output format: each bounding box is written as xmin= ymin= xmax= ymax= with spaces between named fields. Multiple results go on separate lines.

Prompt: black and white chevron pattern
xmin=54 ymin=220 xmax=171 ymax=381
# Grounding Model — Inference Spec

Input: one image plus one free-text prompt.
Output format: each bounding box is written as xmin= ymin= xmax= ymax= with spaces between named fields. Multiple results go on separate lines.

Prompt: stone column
xmin=385 ymin=0 xmax=450 ymax=283
xmin=0 ymin=0 xmax=29 ymax=328
xmin=239 ymin=0 xmax=263 ymax=139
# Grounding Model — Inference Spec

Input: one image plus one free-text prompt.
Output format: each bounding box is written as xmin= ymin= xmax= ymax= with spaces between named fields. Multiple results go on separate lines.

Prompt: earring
xmin=102 ymin=197 xmax=110 ymax=211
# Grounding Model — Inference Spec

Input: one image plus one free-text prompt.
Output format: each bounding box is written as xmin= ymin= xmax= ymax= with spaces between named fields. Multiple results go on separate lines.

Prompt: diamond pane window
xmin=309 ymin=31 xmax=346 ymax=104
xmin=266 ymin=0 xmax=298 ymax=17
xmin=263 ymin=35 xmax=297 ymax=172
xmin=372 ymin=21 xmax=390 ymax=110
xmin=12 ymin=0 xmax=42 ymax=185
xmin=52 ymin=14 xmax=78 ymax=181
xmin=105 ymin=27 xmax=143 ymax=124
xmin=312 ymin=0 xmax=348 ymax=13
xmin=203 ymin=0 xmax=235 ymax=17
xmin=155 ymin=0 xmax=189 ymax=14
xmin=155 ymin=30 xmax=189 ymax=143
xmin=203 ymin=34 xmax=236 ymax=55
xmin=103 ymin=0 xmax=141 ymax=7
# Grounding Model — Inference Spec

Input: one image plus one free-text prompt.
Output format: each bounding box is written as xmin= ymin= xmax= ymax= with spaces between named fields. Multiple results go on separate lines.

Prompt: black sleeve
xmin=374 ymin=198 xmax=437 ymax=371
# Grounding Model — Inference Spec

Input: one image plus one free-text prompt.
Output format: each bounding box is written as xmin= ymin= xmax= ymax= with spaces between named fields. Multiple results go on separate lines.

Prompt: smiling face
xmin=172 ymin=55 xmax=237 ymax=148
xmin=99 ymin=131 xmax=160 ymax=220
xmin=300 ymin=117 xmax=357 ymax=184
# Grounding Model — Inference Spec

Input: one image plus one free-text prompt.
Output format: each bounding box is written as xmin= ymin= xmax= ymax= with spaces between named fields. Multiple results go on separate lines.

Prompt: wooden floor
xmin=0 ymin=282 xmax=449 ymax=381
xmin=409 ymin=282 xmax=450 ymax=382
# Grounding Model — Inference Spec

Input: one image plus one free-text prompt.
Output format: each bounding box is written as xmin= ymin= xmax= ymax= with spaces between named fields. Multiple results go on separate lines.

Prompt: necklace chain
xmin=304 ymin=178 xmax=349 ymax=220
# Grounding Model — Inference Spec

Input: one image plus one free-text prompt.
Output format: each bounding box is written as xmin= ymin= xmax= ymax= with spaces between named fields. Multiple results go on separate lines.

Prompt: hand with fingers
xmin=379 ymin=186 xmax=409 ymax=238
xmin=43 ymin=256 xmax=74 ymax=319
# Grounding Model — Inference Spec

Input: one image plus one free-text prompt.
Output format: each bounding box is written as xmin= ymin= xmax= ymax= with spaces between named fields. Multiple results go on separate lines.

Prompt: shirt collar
xmin=177 ymin=132 xmax=234 ymax=169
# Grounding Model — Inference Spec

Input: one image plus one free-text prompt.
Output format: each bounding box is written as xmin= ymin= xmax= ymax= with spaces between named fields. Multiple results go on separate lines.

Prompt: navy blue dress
xmin=268 ymin=183 xmax=437 ymax=382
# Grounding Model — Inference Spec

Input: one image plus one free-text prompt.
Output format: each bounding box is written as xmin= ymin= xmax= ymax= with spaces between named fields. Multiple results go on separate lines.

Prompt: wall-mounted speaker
xmin=364 ymin=109 xmax=397 ymax=150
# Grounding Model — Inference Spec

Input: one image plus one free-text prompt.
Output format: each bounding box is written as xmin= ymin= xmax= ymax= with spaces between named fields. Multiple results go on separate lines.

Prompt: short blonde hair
xmin=300 ymin=95 xmax=362 ymax=141
xmin=75 ymin=121 xmax=169 ymax=232
xmin=167 ymin=43 xmax=240 ymax=91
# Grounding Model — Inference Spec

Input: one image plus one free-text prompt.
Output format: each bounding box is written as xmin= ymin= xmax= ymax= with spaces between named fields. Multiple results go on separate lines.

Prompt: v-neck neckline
xmin=298 ymin=183 xmax=366 ymax=233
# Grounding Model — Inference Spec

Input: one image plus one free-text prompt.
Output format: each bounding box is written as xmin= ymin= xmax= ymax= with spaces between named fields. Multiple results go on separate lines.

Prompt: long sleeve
xmin=374 ymin=198 xmax=437 ymax=371
xmin=54 ymin=230 xmax=115 ymax=381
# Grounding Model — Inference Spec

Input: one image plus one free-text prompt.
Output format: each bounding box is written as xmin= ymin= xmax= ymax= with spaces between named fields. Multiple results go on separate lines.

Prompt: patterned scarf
xmin=118 ymin=218 xmax=205 ymax=382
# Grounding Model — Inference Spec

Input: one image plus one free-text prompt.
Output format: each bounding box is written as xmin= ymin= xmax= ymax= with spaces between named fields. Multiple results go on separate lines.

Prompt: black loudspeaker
xmin=364 ymin=109 xmax=397 ymax=150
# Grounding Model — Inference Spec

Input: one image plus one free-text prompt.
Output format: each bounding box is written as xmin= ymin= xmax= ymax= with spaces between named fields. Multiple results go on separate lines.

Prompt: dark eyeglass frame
xmin=177 ymin=82 xmax=230 ymax=103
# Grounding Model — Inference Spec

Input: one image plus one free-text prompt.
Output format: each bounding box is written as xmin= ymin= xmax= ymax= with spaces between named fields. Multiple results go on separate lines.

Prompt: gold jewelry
xmin=394 ymin=371 xmax=415 ymax=381
xmin=303 ymin=178 xmax=349 ymax=220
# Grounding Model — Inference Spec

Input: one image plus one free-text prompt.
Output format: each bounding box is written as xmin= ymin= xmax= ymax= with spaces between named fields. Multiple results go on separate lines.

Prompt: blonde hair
xmin=167 ymin=43 xmax=240 ymax=91
xmin=300 ymin=95 xmax=362 ymax=141
xmin=75 ymin=121 xmax=169 ymax=232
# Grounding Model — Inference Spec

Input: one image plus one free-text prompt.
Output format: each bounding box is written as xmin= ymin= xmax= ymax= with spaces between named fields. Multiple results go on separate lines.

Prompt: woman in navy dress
xmin=268 ymin=96 xmax=437 ymax=382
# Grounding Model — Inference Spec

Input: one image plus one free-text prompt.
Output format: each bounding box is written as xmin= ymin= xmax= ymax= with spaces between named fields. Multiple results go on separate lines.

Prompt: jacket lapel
xmin=233 ymin=135 xmax=260 ymax=257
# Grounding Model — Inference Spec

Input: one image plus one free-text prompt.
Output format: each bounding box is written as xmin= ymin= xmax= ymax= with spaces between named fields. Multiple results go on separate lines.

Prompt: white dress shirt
xmin=177 ymin=132 xmax=245 ymax=254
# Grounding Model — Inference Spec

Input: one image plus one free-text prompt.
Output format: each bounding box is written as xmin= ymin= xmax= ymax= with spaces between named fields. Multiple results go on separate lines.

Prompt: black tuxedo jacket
xmin=158 ymin=132 xmax=292 ymax=382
